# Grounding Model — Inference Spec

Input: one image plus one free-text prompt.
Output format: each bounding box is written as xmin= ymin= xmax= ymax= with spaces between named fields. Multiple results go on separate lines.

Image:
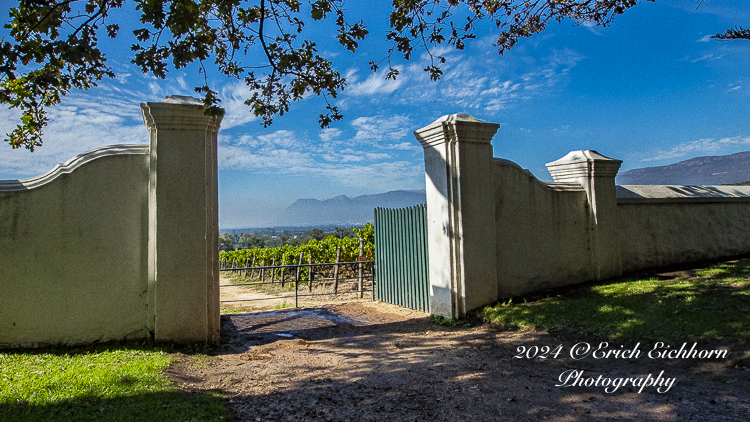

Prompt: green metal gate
xmin=374 ymin=204 xmax=430 ymax=312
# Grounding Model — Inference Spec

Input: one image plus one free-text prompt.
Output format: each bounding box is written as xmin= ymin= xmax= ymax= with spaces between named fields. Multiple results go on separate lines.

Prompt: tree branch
xmin=258 ymin=0 xmax=282 ymax=76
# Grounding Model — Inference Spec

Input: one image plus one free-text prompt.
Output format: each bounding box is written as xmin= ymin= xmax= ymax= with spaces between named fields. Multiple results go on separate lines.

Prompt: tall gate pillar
xmin=141 ymin=96 xmax=222 ymax=343
xmin=546 ymin=151 xmax=623 ymax=281
xmin=414 ymin=114 xmax=500 ymax=319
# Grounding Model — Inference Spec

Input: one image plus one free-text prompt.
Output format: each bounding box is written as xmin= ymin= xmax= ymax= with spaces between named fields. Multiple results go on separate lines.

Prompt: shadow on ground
xmin=164 ymin=303 xmax=750 ymax=422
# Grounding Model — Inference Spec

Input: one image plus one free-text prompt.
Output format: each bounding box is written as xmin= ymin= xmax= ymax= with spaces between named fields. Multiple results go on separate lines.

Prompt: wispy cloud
xmin=219 ymin=142 xmax=312 ymax=170
xmin=319 ymin=128 xmax=342 ymax=143
xmin=351 ymin=115 xmax=412 ymax=144
xmin=582 ymin=21 xmax=603 ymax=35
xmin=0 ymin=93 xmax=146 ymax=179
xmin=390 ymin=141 xmax=421 ymax=151
xmin=688 ymin=52 xmax=724 ymax=63
xmin=341 ymin=47 xmax=584 ymax=114
xmin=216 ymin=113 xmax=423 ymax=191
xmin=346 ymin=69 xmax=404 ymax=96
xmin=642 ymin=136 xmax=750 ymax=162
xmin=217 ymin=81 xmax=261 ymax=130
xmin=0 ymin=72 xmax=268 ymax=179
xmin=312 ymin=160 xmax=423 ymax=191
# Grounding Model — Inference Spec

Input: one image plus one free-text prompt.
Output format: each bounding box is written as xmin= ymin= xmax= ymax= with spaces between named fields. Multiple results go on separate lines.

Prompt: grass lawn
xmin=0 ymin=344 xmax=231 ymax=422
xmin=481 ymin=259 xmax=750 ymax=345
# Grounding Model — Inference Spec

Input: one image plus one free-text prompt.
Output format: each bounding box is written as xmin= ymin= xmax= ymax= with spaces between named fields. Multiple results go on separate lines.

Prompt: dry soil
xmin=166 ymin=300 xmax=750 ymax=421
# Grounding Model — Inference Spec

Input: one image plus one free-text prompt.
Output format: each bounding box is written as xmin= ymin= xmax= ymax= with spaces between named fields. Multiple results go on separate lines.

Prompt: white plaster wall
xmin=0 ymin=145 xmax=149 ymax=346
xmin=493 ymin=159 xmax=592 ymax=297
xmin=618 ymin=199 xmax=750 ymax=273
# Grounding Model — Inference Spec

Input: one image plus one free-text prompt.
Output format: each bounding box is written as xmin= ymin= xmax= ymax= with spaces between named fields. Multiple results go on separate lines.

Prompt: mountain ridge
xmin=616 ymin=151 xmax=750 ymax=185
xmin=281 ymin=189 xmax=426 ymax=226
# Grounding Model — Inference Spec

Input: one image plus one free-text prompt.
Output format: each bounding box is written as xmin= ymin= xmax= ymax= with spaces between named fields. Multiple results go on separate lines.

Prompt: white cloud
xmin=312 ymin=160 xmax=424 ymax=191
xmin=255 ymin=130 xmax=298 ymax=148
xmin=390 ymin=142 xmax=421 ymax=151
xmin=321 ymin=153 xmax=364 ymax=162
xmin=690 ymin=53 xmax=723 ymax=63
xmin=115 ymin=72 xmax=132 ymax=84
xmin=0 ymin=74 xmax=264 ymax=179
xmin=319 ymin=127 xmax=342 ymax=143
xmin=148 ymin=81 xmax=162 ymax=96
xmin=176 ymin=76 xmax=188 ymax=91
xmin=351 ymin=115 xmax=412 ymax=144
xmin=582 ymin=21 xmax=602 ymax=35
xmin=215 ymin=113 xmax=424 ymax=193
xmin=346 ymin=69 xmax=404 ymax=96
xmin=342 ymin=47 xmax=583 ymax=114
xmin=218 ymin=143 xmax=312 ymax=170
xmin=642 ymin=136 xmax=750 ymax=162
xmin=0 ymin=97 xmax=147 ymax=178
xmin=217 ymin=81 xmax=260 ymax=129
xmin=364 ymin=152 xmax=392 ymax=160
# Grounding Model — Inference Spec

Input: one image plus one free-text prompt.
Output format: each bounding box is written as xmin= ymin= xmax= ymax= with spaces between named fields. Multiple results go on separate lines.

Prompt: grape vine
xmin=220 ymin=223 xmax=374 ymax=270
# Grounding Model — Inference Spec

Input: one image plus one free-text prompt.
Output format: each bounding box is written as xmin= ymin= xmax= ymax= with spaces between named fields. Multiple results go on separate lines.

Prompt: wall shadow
xmin=200 ymin=304 xmax=750 ymax=421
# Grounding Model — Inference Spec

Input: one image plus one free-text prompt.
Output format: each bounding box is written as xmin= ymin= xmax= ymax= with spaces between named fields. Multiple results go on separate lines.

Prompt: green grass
xmin=219 ymin=305 xmax=249 ymax=314
xmin=274 ymin=301 xmax=292 ymax=309
xmin=481 ymin=260 xmax=750 ymax=345
xmin=228 ymin=274 xmax=300 ymax=295
xmin=0 ymin=344 xmax=231 ymax=422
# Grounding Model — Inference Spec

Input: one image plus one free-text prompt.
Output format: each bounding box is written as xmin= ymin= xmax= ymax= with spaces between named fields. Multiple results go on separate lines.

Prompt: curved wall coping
xmin=493 ymin=158 xmax=584 ymax=192
xmin=617 ymin=184 xmax=750 ymax=204
xmin=0 ymin=144 xmax=149 ymax=192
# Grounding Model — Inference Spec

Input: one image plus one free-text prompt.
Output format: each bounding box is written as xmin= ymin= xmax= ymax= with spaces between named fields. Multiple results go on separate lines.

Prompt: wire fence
xmin=220 ymin=251 xmax=374 ymax=308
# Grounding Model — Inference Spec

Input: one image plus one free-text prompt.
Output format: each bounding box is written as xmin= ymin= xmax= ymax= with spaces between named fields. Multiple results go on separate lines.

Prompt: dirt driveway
xmin=166 ymin=301 xmax=750 ymax=421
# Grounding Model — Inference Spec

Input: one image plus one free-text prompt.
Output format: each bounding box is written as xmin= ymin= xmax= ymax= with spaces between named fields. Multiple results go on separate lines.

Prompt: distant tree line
xmin=219 ymin=226 xmax=360 ymax=252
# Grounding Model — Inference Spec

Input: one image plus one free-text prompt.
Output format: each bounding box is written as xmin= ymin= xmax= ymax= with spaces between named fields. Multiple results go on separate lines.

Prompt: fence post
xmin=358 ymin=238 xmax=364 ymax=298
xmin=308 ymin=253 xmax=314 ymax=292
xmin=414 ymin=114 xmax=499 ymax=319
xmin=280 ymin=259 xmax=286 ymax=288
xmin=270 ymin=258 xmax=276 ymax=283
xmin=295 ymin=252 xmax=303 ymax=308
xmin=295 ymin=253 xmax=303 ymax=283
xmin=141 ymin=95 xmax=222 ymax=343
xmin=333 ymin=247 xmax=341 ymax=295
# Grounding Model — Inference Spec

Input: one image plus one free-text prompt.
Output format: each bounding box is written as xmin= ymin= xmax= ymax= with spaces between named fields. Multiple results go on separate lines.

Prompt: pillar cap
xmin=431 ymin=113 xmax=487 ymax=125
xmin=546 ymin=150 xmax=622 ymax=181
xmin=141 ymin=95 xmax=223 ymax=131
xmin=414 ymin=113 xmax=500 ymax=147
xmin=159 ymin=95 xmax=203 ymax=105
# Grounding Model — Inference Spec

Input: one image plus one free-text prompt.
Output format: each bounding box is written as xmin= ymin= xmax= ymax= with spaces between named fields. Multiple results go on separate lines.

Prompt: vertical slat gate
xmin=374 ymin=204 xmax=430 ymax=313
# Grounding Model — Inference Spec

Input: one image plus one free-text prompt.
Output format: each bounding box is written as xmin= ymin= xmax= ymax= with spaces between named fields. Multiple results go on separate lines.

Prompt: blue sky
xmin=1 ymin=1 xmax=749 ymax=228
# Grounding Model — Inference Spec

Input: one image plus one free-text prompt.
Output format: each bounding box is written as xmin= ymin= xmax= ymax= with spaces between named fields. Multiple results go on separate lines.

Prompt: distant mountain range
xmin=616 ymin=151 xmax=750 ymax=185
xmin=280 ymin=189 xmax=426 ymax=226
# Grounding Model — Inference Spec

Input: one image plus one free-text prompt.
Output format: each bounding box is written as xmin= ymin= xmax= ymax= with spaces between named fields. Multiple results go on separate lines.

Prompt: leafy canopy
xmin=2 ymin=0 xmax=651 ymax=151
xmin=713 ymin=26 xmax=750 ymax=41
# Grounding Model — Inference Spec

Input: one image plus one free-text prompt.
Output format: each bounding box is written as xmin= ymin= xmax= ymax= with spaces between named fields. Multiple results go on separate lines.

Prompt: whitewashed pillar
xmin=141 ymin=96 xmax=222 ymax=343
xmin=546 ymin=151 xmax=623 ymax=281
xmin=414 ymin=114 xmax=500 ymax=319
